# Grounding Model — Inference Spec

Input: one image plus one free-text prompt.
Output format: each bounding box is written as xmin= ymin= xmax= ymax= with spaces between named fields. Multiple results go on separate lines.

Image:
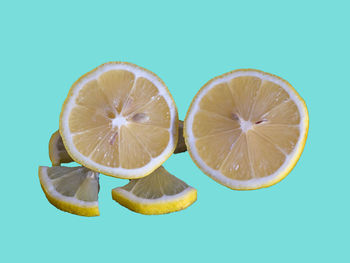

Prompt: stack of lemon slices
xmin=39 ymin=63 xmax=308 ymax=217
xmin=39 ymin=62 xmax=197 ymax=216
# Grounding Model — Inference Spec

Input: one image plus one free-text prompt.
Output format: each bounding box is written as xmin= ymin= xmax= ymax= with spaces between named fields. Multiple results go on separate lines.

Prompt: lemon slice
xmin=38 ymin=166 xmax=100 ymax=216
xmin=60 ymin=62 xmax=178 ymax=179
xmin=49 ymin=130 xmax=74 ymax=166
xmin=112 ymin=166 xmax=197 ymax=215
xmin=184 ymin=69 xmax=309 ymax=190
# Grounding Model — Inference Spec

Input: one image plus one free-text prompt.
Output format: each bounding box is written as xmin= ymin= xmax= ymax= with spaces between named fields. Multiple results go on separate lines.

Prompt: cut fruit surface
xmin=60 ymin=62 xmax=178 ymax=179
xmin=49 ymin=130 xmax=74 ymax=166
xmin=112 ymin=166 xmax=197 ymax=215
xmin=184 ymin=69 xmax=309 ymax=190
xmin=39 ymin=166 xmax=100 ymax=216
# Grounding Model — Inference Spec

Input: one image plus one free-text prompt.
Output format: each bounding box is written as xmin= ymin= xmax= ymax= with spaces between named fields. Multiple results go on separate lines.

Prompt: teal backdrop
xmin=1 ymin=0 xmax=348 ymax=262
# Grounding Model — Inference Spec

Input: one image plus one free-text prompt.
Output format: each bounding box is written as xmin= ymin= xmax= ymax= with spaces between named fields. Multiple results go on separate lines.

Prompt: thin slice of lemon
xmin=38 ymin=166 xmax=100 ymax=216
xmin=112 ymin=166 xmax=197 ymax=215
xmin=60 ymin=62 xmax=178 ymax=179
xmin=49 ymin=130 xmax=74 ymax=166
xmin=184 ymin=69 xmax=309 ymax=190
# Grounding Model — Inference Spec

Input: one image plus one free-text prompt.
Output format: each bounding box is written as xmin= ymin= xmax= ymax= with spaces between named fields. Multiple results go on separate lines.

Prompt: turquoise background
xmin=1 ymin=0 xmax=349 ymax=262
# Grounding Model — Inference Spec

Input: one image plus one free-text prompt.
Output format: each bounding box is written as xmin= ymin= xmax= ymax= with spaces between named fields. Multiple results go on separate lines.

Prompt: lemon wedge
xmin=112 ymin=166 xmax=197 ymax=215
xmin=39 ymin=166 xmax=100 ymax=216
xmin=49 ymin=130 xmax=74 ymax=166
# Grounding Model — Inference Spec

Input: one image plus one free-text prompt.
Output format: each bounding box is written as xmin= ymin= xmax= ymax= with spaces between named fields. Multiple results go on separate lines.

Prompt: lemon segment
xmin=184 ymin=69 xmax=309 ymax=190
xmin=112 ymin=166 xmax=197 ymax=215
xmin=38 ymin=166 xmax=100 ymax=217
xmin=60 ymin=62 xmax=178 ymax=179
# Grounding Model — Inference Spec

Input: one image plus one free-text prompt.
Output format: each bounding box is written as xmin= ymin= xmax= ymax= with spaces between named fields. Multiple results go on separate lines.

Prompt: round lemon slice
xmin=38 ymin=166 xmax=100 ymax=216
xmin=184 ymin=69 xmax=309 ymax=190
xmin=112 ymin=166 xmax=197 ymax=215
xmin=49 ymin=130 xmax=74 ymax=166
xmin=60 ymin=62 xmax=178 ymax=179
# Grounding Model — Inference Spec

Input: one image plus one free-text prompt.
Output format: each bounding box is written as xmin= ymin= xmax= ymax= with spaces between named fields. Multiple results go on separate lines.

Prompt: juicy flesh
xmin=121 ymin=166 xmax=189 ymax=199
xmin=69 ymin=70 xmax=171 ymax=169
xmin=193 ymin=76 xmax=301 ymax=180
xmin=46 ymin=166 xmax=99 ymax=202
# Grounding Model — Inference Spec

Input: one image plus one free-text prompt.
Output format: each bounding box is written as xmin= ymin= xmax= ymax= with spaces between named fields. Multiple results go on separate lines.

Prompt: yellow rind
xmin=184 ymin=69 xmax=309 ymax=190
xmin=59 ymin=62 xmax=178 ymax=179
xmin=111 ymin=187 xmax=197 ymax=215
xmin=38 ymin=167 xmax=99 ymax=217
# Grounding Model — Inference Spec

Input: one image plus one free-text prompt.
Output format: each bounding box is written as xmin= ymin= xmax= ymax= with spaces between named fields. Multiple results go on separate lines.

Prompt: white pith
xmin=185 ymin=70 xmax=308 ymax=189
xmin=111 ymin=115 xmax=127 ymax=128
xmin=240 ymin=119 xmax=253 ymax=132
xmin=60 ymin=63 xmax=178 ymax=179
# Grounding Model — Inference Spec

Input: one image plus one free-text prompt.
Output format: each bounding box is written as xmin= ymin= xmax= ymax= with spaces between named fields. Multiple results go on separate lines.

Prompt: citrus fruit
xmin=112 ymin=166 xmax=197 ymax=215
xmin=38 ymin=166 xmax=100 ymax=216
xmin=59 ymin=62 xmax=178 ymax=179
xmin=184 ymin=69 xmax=309 ymax=190
xmin=49 ymin=130 xmax=74 ymax=166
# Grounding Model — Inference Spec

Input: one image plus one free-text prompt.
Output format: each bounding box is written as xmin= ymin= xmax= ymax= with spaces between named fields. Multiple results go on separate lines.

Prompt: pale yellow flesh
xmin=112 ymin=166 xmax=197 ymax=215
xmin=192 ymin=75 xmax=302 ymax=182
xmin=39 ymin=166 xmax=99 ymax=217
xmin=68 ymin=69 xmax=172 ymax=169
